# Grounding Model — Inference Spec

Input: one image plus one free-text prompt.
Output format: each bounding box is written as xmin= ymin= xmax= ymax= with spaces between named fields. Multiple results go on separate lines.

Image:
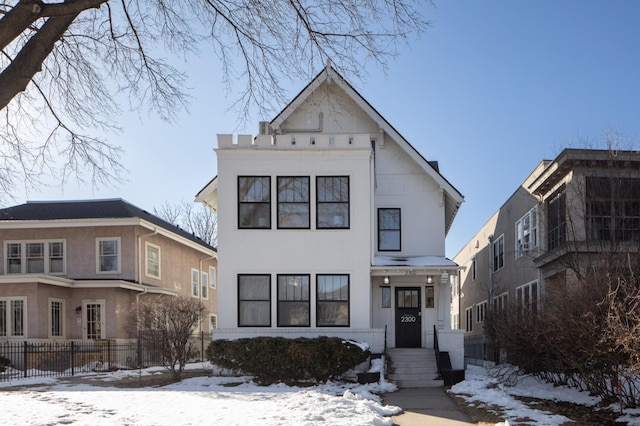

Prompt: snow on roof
xmin=373 ymin=255 xmax=458 ymax=268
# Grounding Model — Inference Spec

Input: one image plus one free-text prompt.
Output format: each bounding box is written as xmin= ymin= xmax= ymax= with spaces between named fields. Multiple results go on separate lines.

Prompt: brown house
xmin=0 ymin=199 xmax=217 ymax=341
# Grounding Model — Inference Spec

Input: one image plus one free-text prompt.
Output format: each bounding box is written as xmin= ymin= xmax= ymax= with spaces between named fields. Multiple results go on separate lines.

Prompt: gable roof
xmin=270 ymin=65 xmax=464 ymax=234
xmin=0 ymin=199 xmax=216 ymax=252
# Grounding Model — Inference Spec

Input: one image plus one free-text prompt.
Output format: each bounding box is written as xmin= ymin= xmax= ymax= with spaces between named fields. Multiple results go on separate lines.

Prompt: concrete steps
xmin=386 ymin=348 xmax=443 ymax=388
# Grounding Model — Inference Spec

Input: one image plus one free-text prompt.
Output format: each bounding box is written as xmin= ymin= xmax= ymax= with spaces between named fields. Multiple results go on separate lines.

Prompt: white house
xmin=196 ymin=65 xmax=465 ymax=368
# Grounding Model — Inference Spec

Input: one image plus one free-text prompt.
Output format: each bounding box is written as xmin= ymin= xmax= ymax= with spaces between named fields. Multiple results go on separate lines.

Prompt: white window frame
xmin=145 ymin=242 xmax=161 ymax=279
xmin=209 ymin=314 xmax=217 ymax=330
xmin=96 ymin=237 xmax=121 ymax=274
xmin=5 ymin=240 xmax=66 ymax=275
xmin=209 ymin=266 xmax=216 ymax=289
xmin=451 ymin=312 xmax=460 ymax=330
xmin=493 ymin=292 xmax=508 ymax=316
xmin=515 ymin=207 xmax=538 ymax=258
xmin=476 ymin=300 xmax=487 ymax=323
xmin=492 ymin=234 xmax=505 ymax=272
xmin=201 ymin=271 xmax=209 ymax=300
xmin=516 ymin=281 xmax=539 ymax=315
xmin=49 ymin=297 xmax=65 ymax=339
xmin=82 ymin=299 xmax=106 ymax=340
xmin=191 ymin=268 xmax=199 ymax=298
xmin=0 ymin=296 xmax=27 ymax=338
xmin=465 ymin=306 xmax=473 ymax=332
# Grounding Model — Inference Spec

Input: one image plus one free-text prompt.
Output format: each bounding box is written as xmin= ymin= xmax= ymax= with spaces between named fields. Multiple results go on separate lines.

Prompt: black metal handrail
xmin=433 ymin=324 xmax=441 ymax=374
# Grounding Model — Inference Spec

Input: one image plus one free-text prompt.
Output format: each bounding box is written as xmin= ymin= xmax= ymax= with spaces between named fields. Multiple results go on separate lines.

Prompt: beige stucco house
xmin=0 ymin=199 xmax=217 ymax=341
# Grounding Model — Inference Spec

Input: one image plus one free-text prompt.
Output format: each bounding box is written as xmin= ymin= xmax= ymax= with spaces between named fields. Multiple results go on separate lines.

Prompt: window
xmin=49 ymin=242 xmax=64 ymax=274
xmin=381 ymin=286 xmax=391 ymax=308
xmin=317 ymin=275 xmax=350 ymax=326
xmin=209 ymin=266 xmax=216 ymax=289
xmin=209 ymin=314 xmax=217 ymax=330
xmin=278 ymin=274 xmax=310 ymax=326
xmin=5 ymin=240 xmax=66 ymax=275
xmin=191 ymin=269 xmax=199 ymax=297
xmin=49 ymin=298 xmax=64 ymax=338
xmin=317 ymin=177 xmax=350 ymax=229
xmin=201 ymin=271 xmax=208 ymax=299
xmin=492 ymin=235 xmax=504 ymax=272
xmin=238 ymin=176 xmax=271 ymax=228
xmin=586 ymin=177 xmax=640 ymax=242
xmin=547 ymin=188 xmax=566 ymax=250
xmin=238 ymin=275 xmax=271 ymax=326
xmin=26 ymin=242 xmax=44 ymax=273
xmin=6 ymin=243 xmax=21 ymax=273
xmin=0 ymin=297 xmax=26 ymax=337
xmin=471 ymin=256 xmax=476 ymax=280
xmin=277 ymin=177 xmax=310 ymax=228
xmin=493 ymin=292 xmax=508 ymax=319
xmin=465 ymin=306 xmax=473 ymax=332
xmin=97 ymin=238 xmax=120 ymax=273
xmin=397 ymin=288 xmax=419 ymax=308
xmin=145 ymin=242 xmax=161 ymax=279
xmin=516 ymin=281 xmax=538 ymax=316
xmin=378 ymin=208 xmax=401 ymax=251
xmin=476 ymin=301 xmax=487 ymax=323
xmin=452 ymin=312 xmax=460 ymax=330
xmin=425 ymin=285 xmax=435 ymax=308
xmin=515 ymin=207 xmax=538 ymax=258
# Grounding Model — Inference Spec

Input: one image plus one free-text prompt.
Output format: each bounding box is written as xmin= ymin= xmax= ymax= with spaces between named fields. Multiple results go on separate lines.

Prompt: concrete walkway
xmin=382 ymin=387 xmax=476 ymax=425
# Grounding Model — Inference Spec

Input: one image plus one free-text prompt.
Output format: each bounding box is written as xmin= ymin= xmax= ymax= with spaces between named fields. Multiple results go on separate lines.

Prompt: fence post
xmin=23 ymin=341 xmax=27 ymax=379
xmin=71 ymin=341 xmax=75 ymax=376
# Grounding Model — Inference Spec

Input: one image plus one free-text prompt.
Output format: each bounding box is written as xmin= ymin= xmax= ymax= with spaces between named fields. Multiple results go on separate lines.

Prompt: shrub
xmin=0 ymin=355 xmax=10 ymax=373
xmin=206 ymin=336 xmax=370 ymax=384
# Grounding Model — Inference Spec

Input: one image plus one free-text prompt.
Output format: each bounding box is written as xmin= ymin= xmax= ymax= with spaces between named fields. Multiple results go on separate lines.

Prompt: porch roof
xmin=371 ymin=255 xmax=459 ymax=275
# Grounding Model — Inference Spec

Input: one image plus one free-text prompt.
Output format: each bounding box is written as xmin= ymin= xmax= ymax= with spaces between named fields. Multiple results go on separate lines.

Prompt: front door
xmin=83 ymin=300 xmax=105 ymax=340
xmin=395 ymin=287 xmax=421 ymax=347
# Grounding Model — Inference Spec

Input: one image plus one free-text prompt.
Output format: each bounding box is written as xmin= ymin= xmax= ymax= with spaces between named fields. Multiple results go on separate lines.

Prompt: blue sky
xmin=16 ymin=1 xmax=640 ymax=257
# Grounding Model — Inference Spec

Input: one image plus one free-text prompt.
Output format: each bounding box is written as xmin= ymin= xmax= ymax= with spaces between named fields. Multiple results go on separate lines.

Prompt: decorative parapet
xmin=216 ymin=133 xmax=373 ymax=150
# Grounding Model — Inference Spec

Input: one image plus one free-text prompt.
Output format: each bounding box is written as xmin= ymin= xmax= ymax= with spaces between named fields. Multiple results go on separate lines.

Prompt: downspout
xmin=199 ymin=254 xmax=216 ymax=353
xmin=487 ymin=234 xmax=494 ymax=362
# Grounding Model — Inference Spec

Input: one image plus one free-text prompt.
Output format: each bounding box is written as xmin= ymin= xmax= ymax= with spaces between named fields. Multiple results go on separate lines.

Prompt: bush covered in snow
xmin=206 ymin=336 xmax=370 ymax=384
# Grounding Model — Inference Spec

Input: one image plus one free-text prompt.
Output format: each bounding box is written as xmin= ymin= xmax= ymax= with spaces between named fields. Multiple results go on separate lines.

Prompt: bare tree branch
xmin=0 ymin=0 xmax=431 ymax=202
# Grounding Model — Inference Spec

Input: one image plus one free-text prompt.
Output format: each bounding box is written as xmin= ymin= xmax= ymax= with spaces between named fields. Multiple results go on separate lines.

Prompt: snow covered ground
xmin=0 ymin=362 xmax=400 ymax=426
xmin=450 ymin=365 xmax=640 ymax=425
xmin=3 ymin=362 xmax=640 ymax=425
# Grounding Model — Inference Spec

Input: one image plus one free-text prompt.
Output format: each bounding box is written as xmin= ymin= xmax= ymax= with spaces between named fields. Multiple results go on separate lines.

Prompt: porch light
xmin=427 ymin=276 xmax=433 ymax=284
xmin=75 ymin=306 xmax=82 ymax=313
xmin=383 ymin=276 xmax=390 ymax=285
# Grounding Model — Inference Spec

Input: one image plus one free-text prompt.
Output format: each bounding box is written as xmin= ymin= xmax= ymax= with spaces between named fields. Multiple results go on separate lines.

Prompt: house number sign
xmin=400 ymin=314 xmax=417 ymax=323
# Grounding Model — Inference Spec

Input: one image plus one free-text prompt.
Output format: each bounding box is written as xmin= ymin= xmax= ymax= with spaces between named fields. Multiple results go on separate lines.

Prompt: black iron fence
xmin=0 ymin=332 xmax=209 ymax=382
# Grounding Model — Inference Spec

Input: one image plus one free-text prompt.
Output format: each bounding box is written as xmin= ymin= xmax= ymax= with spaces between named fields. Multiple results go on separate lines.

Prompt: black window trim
xmin=277 ymin=176 xmax=311 ymax=229
xmin=237 ymin=176 xmax=271 ymax=229
xmin=316 ymin=176 xmax=350 ymax=230
xmin=237 ymin=274 xmax=271 ymax=327
xmin=378 ymin=207 xmax=402 ymax=252
xmin=316 ymin=273 xmax=350 ymax=327
xmin=277 ymin=273 xmax=311 ymax=327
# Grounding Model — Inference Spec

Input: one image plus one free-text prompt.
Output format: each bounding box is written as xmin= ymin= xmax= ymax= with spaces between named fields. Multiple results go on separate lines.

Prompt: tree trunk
xmin=0 ymin=0 xmax=107 ymax=110
xmin=0 ymin=12 xmax=79 ymax=110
